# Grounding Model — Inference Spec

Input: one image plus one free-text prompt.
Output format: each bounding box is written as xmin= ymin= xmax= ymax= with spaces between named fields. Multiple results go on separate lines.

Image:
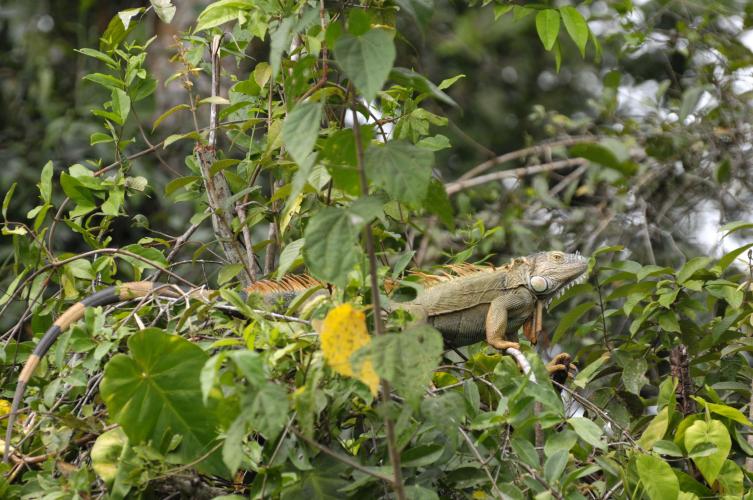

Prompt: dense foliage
xmin=1 ymin=0 xmax=753 ymax=498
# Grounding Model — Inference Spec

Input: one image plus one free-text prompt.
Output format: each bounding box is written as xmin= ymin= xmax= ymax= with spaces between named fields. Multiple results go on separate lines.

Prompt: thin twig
xmin=456 ymin=136 xmax=596 ymax=181
xmin=290 ymin=427 xmax=396 ymax=485
xmin=446 ymin=158 xmax=588 ymax=195
xmin=458 ymin=427 xmax=504 ymax=499
xmin=351 ymin=97 xmax=406 ymax=500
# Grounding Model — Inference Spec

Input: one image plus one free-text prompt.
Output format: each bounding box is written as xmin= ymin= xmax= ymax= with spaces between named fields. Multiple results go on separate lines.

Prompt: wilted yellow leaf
xmin=320 ymin=304 xmax=379 ymax=395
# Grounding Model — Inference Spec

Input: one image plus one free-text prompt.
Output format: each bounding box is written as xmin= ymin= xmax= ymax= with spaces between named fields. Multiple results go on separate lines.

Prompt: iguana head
xmin=521 ymin=251 xmax=588 ymax=301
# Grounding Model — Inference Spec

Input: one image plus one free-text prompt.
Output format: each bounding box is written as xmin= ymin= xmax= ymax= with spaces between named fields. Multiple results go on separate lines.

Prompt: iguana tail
xmin=4 ymin=281 xmax=213 ymax=462
xmin=4 ymin=275 xmax=324 ymax=462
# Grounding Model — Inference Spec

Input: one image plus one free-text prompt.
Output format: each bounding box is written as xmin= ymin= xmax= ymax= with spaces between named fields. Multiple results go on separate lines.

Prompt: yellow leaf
xmin=320 ymin=304 xmax=379 ymax=395
xmin=0 ymin=399 xmax=10 ymax=417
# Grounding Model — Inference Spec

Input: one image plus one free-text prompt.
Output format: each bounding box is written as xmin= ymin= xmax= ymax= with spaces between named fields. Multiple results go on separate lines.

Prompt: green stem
xmin=350 ymin=98 xmax=406 ymax=500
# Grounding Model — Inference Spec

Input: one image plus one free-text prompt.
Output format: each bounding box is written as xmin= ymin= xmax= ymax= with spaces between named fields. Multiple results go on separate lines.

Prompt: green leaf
xmin=83 ymin=72 xmax=125 ymax=90
xmin=117 ymin=8 xmax=144 ymax=30
xmin=544 ymin=450 xmax=568 ymax=484
xmin=535 ymin=10 xmax=560 ymax=51
xmin=622 ymin=357 xmax=648 ymax=395
xmin=677 ymin=256 xmax=712 ymax=284
xmin=716 ymin=242 xmax=753 ymax=271
xmin=551 ymin=301 xmax=594 ymax=344
xmin=716 ymin=460 xmax=743 ymax=496
xmin=111 ymin=89 xmax=131 ymax=124
xmin=389 ymin=67 xmax=457 ymax=107
xmin=570 ymin=142 xmax=635 ymax=175
xmin=276 ymin=238 xmax=305 ymax=278
xmin=223 ymin=416 xmax=246 ymax=475
xmin=679 ymin=86 xmax=706 ymax=122
xmin=90 ymin=132 xmax=113 ymax=145
xmin=573 ymin=353 xmax=609 ymax=389
xmin=367 ymin=325 xmax=443 ymax=405
xmin=348 ymin=195 xmax=384 ymax=229
xmin=692 ymin=397 xmax=753 ymax=427
xmin=652 ymin=440 xmax=683 ymax=457
xmin=2 ymin=182 xmax=16 ymax=219
xmin=163 ymin=131 xmax=201 ymax=148
xmin=101 ymin=10 xmax=139 ymax=51
xmin=511 ymin=437 xmax=540 ymax=467
xmin=365 ymin=141 xmax=433 ymax=205
xmin=90 ymin=427 xmax=128 ymax=487
xmin=493 ymin=5 xmax=512 ymax=20
xmin=559 ymin=6 xmax=588 ymax=57
xmin=76 ymin=48 xmax=118 ymax=68
xmin=100 ymin=329 xmax=223 ymax=472
xmin=150 ymin=0 xmax=176 ymax=24
xmin=544 ymin=430 xmax=577 ymax=457
xmin=244 ymin=382 xmax=288 ymax=440
xmin=195 ymin=0 xmax=252 ymax=32
xmin=567 ymin=417 xmax=606 ymax=451
xmin=303 ymin=207 xmax=359 ymax=286
xmin=270 ymin=17 xmax=294 ymax=78
xmin=39 ymin=161 xmax=53 ymax=203
xmin=101 ymin=188 xmax=124 ymax=216
xmin=218 ymin=263 xmax=245 ymax=285
xmin=121 ymin=244 xmax=168 ymax=274
xmin=152 ymin=104 xmax=190 ymax=130
xmin=282 ymin=470 xmax=350 ymax=499
xmin=437 ymin=73 xmax=465 ymax=90
xmin=229 ymin=350 xmax=264 ymax=386
xmin=401 ymin=444 xmax=444 ymax=467
xmin=60 ymin=172 xmax=97 ymax=217
xmin=720 ymin=220 xmax=753 ymax=237
xmin=635 ymin=454 xmax=679 ymax=500
xmin=416 ymin=134 xmax=451 ymax=152
xmin=638 ymin=407 xmax=670 ymax=450
xmin=334 ymin=29 xmax=396 ymax=102
xmin=425 ymin=179 xmax=454 ymax=229
xmin=282 ymin=101 xmax=323 ymax=166
xmin=684 ymin=419 xmax=731 ymax=485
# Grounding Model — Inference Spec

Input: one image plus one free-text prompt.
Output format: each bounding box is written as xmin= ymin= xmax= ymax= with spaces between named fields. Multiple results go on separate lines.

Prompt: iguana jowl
xmin=4 ymin=250 xmax=587 ymax=460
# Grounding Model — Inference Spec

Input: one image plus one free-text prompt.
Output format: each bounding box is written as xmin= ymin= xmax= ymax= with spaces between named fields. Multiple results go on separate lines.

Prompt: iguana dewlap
xmin=4 ymin=250 xmax=587 ymax=461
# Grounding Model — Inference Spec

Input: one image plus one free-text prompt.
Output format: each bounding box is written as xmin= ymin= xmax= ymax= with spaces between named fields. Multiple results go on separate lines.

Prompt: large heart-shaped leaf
xmin=101 ymin=328 xmax=223 ymax=473
xmin=303 ymin=207 xmax=360 ymax=286
xmin=365 ymin=141 xmax=433 ymax=206
xmin=334 ymin=29 xmax=396 ymax=102
xmin=684 ymin=419 xmax=731 ymax=485
xmin=635 ymin=454 xmax=679 ymax=500
xmin=283 ymin=101 xmax=323 ymax=166
xmin=367 ymin=325 xmax=443 ymax=405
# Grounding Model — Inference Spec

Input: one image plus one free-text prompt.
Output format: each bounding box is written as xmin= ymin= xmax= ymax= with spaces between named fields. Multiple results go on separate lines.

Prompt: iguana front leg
xmin=485 ymin=296 xmax=520 ymax=351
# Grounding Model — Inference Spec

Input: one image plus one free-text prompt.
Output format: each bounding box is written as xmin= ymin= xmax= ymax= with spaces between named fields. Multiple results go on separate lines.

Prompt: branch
xmin=458 ymin=427 xmax=505 ymax=500
xmin=445 ymin=158 xmax=588 ymax=195
xmin=194 ymin=35 xmax=253 ymax=286
xmin=456 ymin=136 xmax=596 ymax=182
xmin=351 ymin=98 xmax=406 ymax=500
xmin=291 ymin=427 xmax=396 ymax=485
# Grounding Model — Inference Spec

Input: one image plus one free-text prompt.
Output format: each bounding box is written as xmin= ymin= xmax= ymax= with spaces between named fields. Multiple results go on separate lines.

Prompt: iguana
xmin=4 ymin=250 xmax=587 ymax=460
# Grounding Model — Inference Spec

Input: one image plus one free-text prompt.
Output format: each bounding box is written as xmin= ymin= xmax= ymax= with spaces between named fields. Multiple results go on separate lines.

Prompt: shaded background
xmin=1 ymin=0 xmax=752 ymax=270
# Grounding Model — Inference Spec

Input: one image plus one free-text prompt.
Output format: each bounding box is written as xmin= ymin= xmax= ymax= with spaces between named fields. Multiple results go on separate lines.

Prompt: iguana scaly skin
xmin=4 ymin=250 xmax=587 ymax=460
xmin=398 ymin=251 xmax=588 ymax=350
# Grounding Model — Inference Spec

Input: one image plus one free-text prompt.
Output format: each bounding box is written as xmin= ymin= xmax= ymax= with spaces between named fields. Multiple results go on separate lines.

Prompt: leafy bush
xmin=2 ymin=0 xmax=753 ymax=498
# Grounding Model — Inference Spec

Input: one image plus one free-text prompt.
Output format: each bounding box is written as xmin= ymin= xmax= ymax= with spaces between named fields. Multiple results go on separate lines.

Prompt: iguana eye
xmin=530 ymin=276 xmax=548 ymax=292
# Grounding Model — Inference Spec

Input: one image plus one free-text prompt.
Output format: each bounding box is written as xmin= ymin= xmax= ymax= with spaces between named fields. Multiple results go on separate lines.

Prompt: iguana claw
xmin=546 ymin=352 xmax=576 ymax=386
